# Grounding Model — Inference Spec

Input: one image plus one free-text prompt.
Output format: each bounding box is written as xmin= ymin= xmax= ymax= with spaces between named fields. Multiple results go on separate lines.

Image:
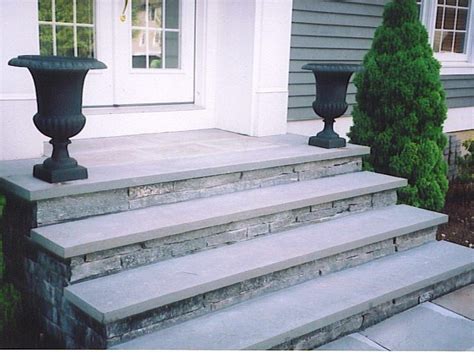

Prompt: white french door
xmin=38 ymin=0 xmax=196 ymax=106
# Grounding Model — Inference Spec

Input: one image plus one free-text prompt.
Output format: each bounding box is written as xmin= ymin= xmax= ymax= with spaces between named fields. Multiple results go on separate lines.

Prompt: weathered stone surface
xmin=372 ymin=190 xmax=398 ymax=207
xmin=395 ymin=227 xmax=437 ymax=252
xmin=205 ymin=229 xmax=248 ymax=247
xmin=128 ymin=182 xmax=174 ymax=199
xmin=71 ymin=257 xmax=122 ymax=282
xmin=36 ymin=189 xmax=129 ymax=226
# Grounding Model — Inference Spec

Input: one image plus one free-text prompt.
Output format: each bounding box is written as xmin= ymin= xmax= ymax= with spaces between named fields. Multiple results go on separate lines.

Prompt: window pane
xmin=77 ymin=0 xmax=94 ymax=24
xmin=56 ymin=0 xmax=73 ymax=23
xmin=132 ymin=29 xmax=147 ymax=68
xmin=438 ymin=0 xmax=445 ymax=4
xmin=433 ymin=30 xmax=442 ymax=52
xmin=39 ymin=25 xmax=53 ymax=55
xmin=56 ymin=25 xmax=74 ymax=56
xmin=453 ymin=32 xmax=466 ymax=52
xmin=165 ymin=0 xmax=179 ymax=29
xmin=441 ymin=31 xmax=454 ymax=51
xmin=444 ymin=7 xmax=456 ymax=29
xmin=132 ymin=0 xmax=146 ymax=26
xmin=436 ymin=6 xmax=444 ymax=28
xmin=459 ymin=0 xmax=469 ymax=7
xmin=456 ymin=9 xmax=468 ymax=29
xmin=77 ymin=27 xmax=94 ymax=57
xmin=165 ymin=31 xmax=179 ymax=68
xmin=38 ymin=0 xmax=52 ymax=21
xmin=446 ymin=0 xmax=456 ymax=5
xmin=149 ymin=0 xmax=162 ymax=28
xmin=148 ymin=30 xmax=162 ymax=68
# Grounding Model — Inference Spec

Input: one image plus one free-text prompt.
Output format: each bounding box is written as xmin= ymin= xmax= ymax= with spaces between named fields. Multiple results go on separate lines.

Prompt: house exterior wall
xmin=288 ymin=0 xmax=474 ymax=134
xmin=0 ymin=0 xmax=292 ymax=161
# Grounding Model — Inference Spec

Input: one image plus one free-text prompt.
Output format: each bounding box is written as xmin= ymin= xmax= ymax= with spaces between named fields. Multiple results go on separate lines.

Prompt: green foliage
xmin=38 ymin=0 xmax=94 ymax=57
xmin=456 ymin=140 xmax=474 ymax=183
xmin=348 ymin=0 xmax=448 ymax=211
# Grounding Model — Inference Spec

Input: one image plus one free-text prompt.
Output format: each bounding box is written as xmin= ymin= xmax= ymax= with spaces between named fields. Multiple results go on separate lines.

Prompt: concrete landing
xmin=318 ymin=284 xmax=474 ymax=351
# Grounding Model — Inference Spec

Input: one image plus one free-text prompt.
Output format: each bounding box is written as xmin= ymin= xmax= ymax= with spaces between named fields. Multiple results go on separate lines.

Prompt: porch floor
xmin=0 ymin=129 xmax=368 ymax=200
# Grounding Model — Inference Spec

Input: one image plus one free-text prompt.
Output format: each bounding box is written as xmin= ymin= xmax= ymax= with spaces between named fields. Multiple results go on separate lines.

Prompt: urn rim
xmin=301 ymin=63 xmax=363 ymax=73
xmin=8 ymin=55 xmax=107 ymax=71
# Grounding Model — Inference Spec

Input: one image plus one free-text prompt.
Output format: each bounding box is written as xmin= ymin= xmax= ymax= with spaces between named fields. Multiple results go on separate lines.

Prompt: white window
xmin=37 ymin=0 xmax=195 ymax=106
xmin=38 ymin=0 xmax=95 ymax=58
xmin=418 ymin=0 xmax=474 ymax=75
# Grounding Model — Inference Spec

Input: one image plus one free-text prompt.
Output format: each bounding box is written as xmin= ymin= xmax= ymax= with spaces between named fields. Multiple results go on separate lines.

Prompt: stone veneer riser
xmin=14 ymin=225 xmax=438 ymax=349
xmin=34 ymin=157 xmax=362 ymax=226
xmin=3 ymin=190 xmax=397 ymax=289
xmin=67 ymin=190 xmax=397 ymax=283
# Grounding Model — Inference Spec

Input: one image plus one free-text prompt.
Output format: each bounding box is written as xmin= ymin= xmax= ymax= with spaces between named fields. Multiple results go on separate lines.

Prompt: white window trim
xmin=420 ymin=0 xmax=474 ymax=75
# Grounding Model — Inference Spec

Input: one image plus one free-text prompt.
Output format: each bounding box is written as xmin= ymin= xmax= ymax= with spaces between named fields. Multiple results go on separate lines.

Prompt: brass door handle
xmin=120 ymin=0 xmax=129 ymax=22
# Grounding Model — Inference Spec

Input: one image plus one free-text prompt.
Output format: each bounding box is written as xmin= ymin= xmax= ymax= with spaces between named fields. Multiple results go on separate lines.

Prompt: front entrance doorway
xmin=37 ymin=0 xmax=196 ymax=106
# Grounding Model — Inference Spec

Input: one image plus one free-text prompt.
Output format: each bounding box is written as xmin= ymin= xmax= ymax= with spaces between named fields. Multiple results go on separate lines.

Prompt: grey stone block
xmin=36 ymin=189 xmax=129 ymax=226
xmin=71 ymin=257 xmax=122 ymax=282
xmin=128 ymin=182 xmax=174 ymax=199
xmin=247 ymin=223 xmax=269 ymax=237
xmin=205 ymin=229 xmax=248 ymax=247
xmin=372 ymin=190 xmax=397 ymax=207
xmin=174 ymin=173 xmax=242 ymax=191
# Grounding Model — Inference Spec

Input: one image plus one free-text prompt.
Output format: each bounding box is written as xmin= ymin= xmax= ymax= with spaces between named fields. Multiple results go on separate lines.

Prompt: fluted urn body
xmin=302 ymin=63 xmax=363 ymax=149
xmin=8 ymin=55 xmax=106 ymax=183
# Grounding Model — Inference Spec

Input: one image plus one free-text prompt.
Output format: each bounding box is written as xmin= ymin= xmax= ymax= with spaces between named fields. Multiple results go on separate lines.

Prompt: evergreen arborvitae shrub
xmin=348 ymin=0 xmax=448 ymax=211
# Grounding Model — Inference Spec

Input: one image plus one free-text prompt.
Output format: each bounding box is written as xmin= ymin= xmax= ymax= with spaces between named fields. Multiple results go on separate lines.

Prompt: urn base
xmin=308 ymin=135 xmax=346 ymax=149
xmin=33 ymin=164 xmax=88 ymax=183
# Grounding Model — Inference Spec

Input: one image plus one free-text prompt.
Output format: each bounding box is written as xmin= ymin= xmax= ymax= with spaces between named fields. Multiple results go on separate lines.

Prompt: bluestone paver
xmin=318 ymin=333 xmax=387 ymax=351
xmin=432 ymin=284 xmax=474 ymax=320
xmin=362 ymin=302 xmax=474 ymax=351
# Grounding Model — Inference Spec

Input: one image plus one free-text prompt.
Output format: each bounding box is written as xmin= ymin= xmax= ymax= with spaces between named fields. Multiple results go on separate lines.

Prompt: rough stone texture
xmin=100 ymin=228 xmax=436 ymax=347
xmin=444 ymin=134 xmax=462 ymax=181
xmin=36 ymin=189 xmax=129 ymax=226
xmin=34 ymin=157 xmax=362 ymax=226
xmin=70 ymin=190 xmax=398 ymax=283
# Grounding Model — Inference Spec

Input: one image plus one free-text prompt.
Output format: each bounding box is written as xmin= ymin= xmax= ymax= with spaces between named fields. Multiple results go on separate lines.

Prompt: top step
xmin=0 ymin=130 xmax=369 ymax=201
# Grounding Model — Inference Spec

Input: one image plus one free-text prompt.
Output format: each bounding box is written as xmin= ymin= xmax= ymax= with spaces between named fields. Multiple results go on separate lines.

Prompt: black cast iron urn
xmin=302 ymin=63 xmax=363 ymax=149
xmin=8 ymin=55 xmax=107 ymax=183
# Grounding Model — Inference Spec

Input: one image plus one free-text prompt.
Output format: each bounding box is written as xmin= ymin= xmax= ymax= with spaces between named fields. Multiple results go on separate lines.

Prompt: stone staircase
xmin=1 ymin=130 xmax=472 ymax=349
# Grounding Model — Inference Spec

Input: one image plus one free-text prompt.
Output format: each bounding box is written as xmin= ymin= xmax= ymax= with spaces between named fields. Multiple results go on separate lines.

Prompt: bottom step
xmin=113 ymin=241 xmax=473 ymax=350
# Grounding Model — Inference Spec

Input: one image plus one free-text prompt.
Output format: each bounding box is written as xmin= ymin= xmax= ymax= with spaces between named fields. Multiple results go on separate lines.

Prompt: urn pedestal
xmin=302 ymin=63 xmax=363 ymax=149
xmin=8 ymin=55 xmax=107 ymax=183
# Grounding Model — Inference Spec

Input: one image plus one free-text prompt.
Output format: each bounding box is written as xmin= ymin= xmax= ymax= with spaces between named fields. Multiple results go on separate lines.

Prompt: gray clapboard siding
xmin=288 ymin=0 xmax=474 ymax=121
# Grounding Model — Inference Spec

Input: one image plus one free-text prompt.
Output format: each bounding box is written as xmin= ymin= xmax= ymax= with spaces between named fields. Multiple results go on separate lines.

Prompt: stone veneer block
xmin=112 ymin=241 xmax=473 ymax=350
xmin=64 ymin=205 xmax=447 ymax=323
xmin=31 ymin=171 xmax=406 ymax=258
